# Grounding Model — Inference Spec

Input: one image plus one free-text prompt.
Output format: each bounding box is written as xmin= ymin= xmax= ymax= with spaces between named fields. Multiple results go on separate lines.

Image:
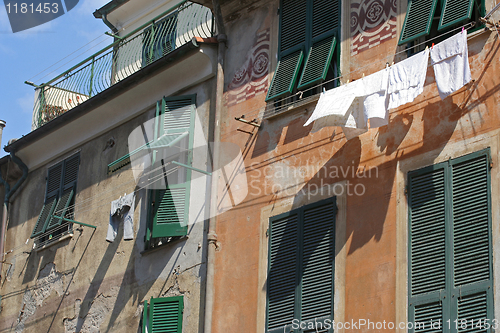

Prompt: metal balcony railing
xmin=32 ymin=1 xmax=214 ymax=129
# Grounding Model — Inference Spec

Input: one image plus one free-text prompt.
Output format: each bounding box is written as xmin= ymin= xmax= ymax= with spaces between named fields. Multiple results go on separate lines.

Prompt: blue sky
xmin=0 ymin=0 xmax=112 ymax=157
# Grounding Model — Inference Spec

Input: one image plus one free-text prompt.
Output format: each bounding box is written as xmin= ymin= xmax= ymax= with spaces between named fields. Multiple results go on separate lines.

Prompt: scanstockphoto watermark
xmin=248 ymin=163 xmax=379 ymax=197
xmin=291 ymin=318 xmax=446 ymax=331
xmin=4 ymin=0 xmax=79 ymax=32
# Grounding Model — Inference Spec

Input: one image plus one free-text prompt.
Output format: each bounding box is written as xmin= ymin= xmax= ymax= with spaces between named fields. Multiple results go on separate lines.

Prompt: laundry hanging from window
xmin=107 ymin=192 xmax=135 ymax=242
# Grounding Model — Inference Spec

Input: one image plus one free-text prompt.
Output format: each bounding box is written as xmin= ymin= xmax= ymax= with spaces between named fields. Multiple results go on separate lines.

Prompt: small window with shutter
xmin=407 ymin=149 xmax=493 ymax=331
xmin=266 ymin=197 xmax=336 ymax=332
xmin=142 ymin=296 xmax=183 ymax=333
xmin=266 ymin=0 xmax=341 ymax=102
xmin=144 ymin=95 xmax=196 ymax=250
xmin=399 ymin=0 xmax=484 ymax=50
xmin=32 ymin=153 xmax=80 ymax=248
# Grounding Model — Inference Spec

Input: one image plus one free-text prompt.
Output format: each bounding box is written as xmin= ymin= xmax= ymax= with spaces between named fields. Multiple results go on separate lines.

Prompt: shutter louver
xmin=413 ymin=302 xmax=442 ymax=331
xmin=452 ymin=156 xmax=490 ymax=286
xmin=148 ymin=296 xmax=183 ymax=333
xmin=301 ymin=203 xmax=335 ymax=321
xmin=457 ymin=292 xmax=488 ymax=330
xmin=265 ymin=50 xmax=304 ymax=101
xmin=438 ymin=0 xmax=475 ymax=30
xmin=409 ymin=169 xmax=446 ymax=296
xmin=312 ymin=0 xmax=340 ymax=39
xmin=298 ymin=36 xmax=336 ymax=89
xmin=267 ymin=214 xmax=299 ymax=331
xmin=398 ymin=0 xmax=439 ymax=45
xmin=280 ymin=0 xmax=307 ymax=51
xmin=31 ymin=195 xmax=57 ymax=238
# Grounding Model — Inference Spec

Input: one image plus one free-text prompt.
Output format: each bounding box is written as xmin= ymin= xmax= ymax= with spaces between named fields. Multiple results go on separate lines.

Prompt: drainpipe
xmin=204 ymin=0 xmax=226 ymax=332
xmin=0 ymin=151 xmax=28 ymax=280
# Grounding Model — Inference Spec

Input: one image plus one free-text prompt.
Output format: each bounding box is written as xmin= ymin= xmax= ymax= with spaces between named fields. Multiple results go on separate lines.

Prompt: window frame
xmin=407 ymin=149 xmax=493 ymax=331
xmin=31 ymin=153 xmax=80 ymax=240
xmin=266 ymin=0 xmax=341 ymax=102
xmin=265 ymin=197 xmax=337 ymax=333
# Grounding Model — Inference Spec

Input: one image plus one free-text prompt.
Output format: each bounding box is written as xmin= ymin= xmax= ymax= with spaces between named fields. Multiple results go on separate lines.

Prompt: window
xmin=399 ymin=0 xmax=484 ymax=48
xmin=266 ymin=197 xmax=336 ymax=332
xmin=265 ymin=0 xmax=341 ymax=102
xmin=31 ymin=153 xmax=80 ymax=247
xmin=143 ymin=10 xmax=179 ymax=67
xmin=144 ymin=95 xmax=196 ymax=250
xmin=407 ymin=150 xmax=493 ymax=331
xmin=142 ymin=296 xmax=183 ymax=333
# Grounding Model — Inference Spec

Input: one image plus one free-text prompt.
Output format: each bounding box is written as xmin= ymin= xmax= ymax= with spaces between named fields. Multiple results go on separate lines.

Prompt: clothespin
xmin=322 ymin=87 xmax=326 ymax=94
xmin=462 ymin=26 xmax=465 ymax=33
xmin=362 ymin=73 xmax=365 ymax=78
xmin=431 ymin=43 xmax=434 ymax=49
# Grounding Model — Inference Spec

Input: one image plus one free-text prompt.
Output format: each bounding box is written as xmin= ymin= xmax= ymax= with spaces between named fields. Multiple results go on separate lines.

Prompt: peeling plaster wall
xmin=0 ymin=77 xmax=213 ymax=332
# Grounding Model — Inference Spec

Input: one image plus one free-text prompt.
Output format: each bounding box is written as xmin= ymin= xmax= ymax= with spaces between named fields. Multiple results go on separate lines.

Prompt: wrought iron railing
xmin=32 ymin=1 xmax=214 ymax=129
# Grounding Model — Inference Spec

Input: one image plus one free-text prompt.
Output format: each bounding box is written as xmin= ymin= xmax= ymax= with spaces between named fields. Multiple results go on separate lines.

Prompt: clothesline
xmin=304 ymin=30 xmax=472 ymax=138
xmin=234 ymin=21 xmax=481 ymax=122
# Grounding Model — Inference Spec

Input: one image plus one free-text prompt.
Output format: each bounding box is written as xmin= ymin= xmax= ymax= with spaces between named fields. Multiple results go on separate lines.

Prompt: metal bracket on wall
xmin=50 ymin=216 xmax=97 ymax=229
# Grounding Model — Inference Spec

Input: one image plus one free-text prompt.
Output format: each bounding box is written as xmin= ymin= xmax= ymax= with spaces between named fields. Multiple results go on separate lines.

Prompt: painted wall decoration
xmin=226 ymin=29 xmax=270 ymax=106
xmin=351 ymin=0 xmax=397 ymax=56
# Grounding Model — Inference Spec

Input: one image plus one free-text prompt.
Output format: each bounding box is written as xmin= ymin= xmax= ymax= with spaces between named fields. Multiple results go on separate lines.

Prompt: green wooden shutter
xmin=149 ymin=95 xmax=195 ymax=239
xmin=142 ymin=300 xmax=149 ymax=333
xmin=280 ymin=0 xmax=307 ymax=52
xmin=31 ymin=195 xmax=57 ymax=238
xmin=297 ymin=35 xmax=336 ymax=89
xmin=300 ymin=201 xmax=336 ymax=323
xmin=398 ymin=0 xmax=439 ymax=45
xmin=451 ymin=155 xmax=490 ymax=287
xmin=266 ymin=213 xmax=299 ymax=332
xmin=265 ymin=50 xmax=304 ymax=101
xmin=46 ymin=154 xmax=80 ymax=232
xmin=148 ymin=296 xmax=183 ymax=333
xmin=266 ymin=198 xmax=336 ymax=333
xmin=438 ymin=0 xmax=475 ymax=30
xmin=32 ymin=161 xmax=63 ymax=238
xmin=312 ymin=0 xmax=340 ymax=40
xmin=408 ymin=150 xmax=493 ymax=331
xmin=408 ymin=167 xmax=446 ymax=329
xmin=152 ymin=188 xmax=188 ymax=237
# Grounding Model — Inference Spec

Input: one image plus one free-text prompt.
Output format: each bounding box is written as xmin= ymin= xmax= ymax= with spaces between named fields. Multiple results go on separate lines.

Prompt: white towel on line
xmin=430 ymin=31 xmax=471 ymax=99
xmin=388 ymin=47 xmax=429 ymax=109
xmin=305 ymin=68 xmax=389 ymax=139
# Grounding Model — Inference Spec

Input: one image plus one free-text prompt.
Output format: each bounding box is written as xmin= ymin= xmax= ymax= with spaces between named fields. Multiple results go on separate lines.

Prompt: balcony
xmin=31 ymin=0 xmax=214 ymax=130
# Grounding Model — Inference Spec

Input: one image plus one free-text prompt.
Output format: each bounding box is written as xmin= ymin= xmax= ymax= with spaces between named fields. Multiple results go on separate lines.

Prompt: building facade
xmin=1 ymin=0 xmax=500 ymax=332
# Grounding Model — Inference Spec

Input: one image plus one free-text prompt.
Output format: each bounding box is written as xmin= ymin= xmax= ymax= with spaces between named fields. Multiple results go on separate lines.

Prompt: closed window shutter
xmin=266 ymin=198 xmax=336 ymax=333
xmin=300 ymin=202 xmax=335 ymax=324
xmin=312 ymin=0 xmax=340 ymax=40
xmin=144 ymin=296 xmax=183 ymax=333
xmin=408 ymin=150 xmax=493 ymax=331
xmin=408 ymin=167 xmax=446 ymax=328
xmin=297 ymin=35 xmax=336 ymax=89
xmin=267 ymin=213 xmax=299 ymax=332
xmin=143 ymin=12 xmax=178 ymax=66
xmin=152 ymin=188 xmax=188 ymax=237
xmin=398 ymin=0 xmax=439 ymax=45
xmin=438 ymin=0 xmax=475 ymax=30
xmin=265 ymin=50 xmax=304 ymax=101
